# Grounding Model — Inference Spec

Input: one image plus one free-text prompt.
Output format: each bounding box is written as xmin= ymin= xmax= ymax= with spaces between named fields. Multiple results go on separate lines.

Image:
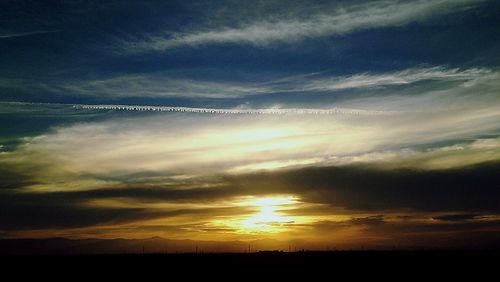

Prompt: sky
xmin=1 ymin=0 xmax=500 ymax=250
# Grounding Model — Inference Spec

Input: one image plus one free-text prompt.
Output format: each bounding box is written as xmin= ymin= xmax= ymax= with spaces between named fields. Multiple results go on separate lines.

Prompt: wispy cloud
xmin=262 ymin=66 xmax=490 ymax=93
xmin=120 ymin=0 xmax=485 ymax=53
xmin=21 ymin=66 xmax=492 ymax=100
xmin=0 ymin=30 xmax=59 ymax=39
xmin=56 ymin=75 xmax=265 ymax=99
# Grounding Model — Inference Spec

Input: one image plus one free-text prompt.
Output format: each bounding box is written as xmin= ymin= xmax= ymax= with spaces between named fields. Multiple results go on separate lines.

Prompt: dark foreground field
xmin=2 ymin=250 xmax=498 ymax=276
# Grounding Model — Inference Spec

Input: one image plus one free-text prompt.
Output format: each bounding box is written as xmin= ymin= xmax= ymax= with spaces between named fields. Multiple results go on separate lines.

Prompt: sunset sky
xmin=1 ymin=0 xmax=500 ymax=250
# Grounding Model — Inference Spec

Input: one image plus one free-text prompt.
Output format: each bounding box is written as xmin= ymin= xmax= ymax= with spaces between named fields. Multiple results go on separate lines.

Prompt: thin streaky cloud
xmin=263 ymin=66 xmax=491 ymax=93
xmin=0 ymin=102 xmax=398 ymax=116
xmin=18 ymin=66 xmax=492 ymax=99
xmin=0 ymin=30 xmax=59 ymax=39
xmin=72 ymin=103 xmax=397 ymax=116
xmin=121 ymin=0 xmax=485 ymax=53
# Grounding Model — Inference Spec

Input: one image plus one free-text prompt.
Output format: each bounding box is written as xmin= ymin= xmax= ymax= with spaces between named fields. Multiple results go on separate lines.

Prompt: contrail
xmin=2 ymin=102 xmax=400 ymax=115
xmin=73 ymin=103 xmax=397 ymax=116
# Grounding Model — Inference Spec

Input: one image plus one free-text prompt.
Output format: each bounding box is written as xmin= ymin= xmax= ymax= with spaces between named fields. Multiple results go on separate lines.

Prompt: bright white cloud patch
xmin=3 ymin=91 xmax=500 ymax=193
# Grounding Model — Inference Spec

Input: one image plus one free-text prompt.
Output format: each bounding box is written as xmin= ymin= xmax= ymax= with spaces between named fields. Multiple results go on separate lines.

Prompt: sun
xmin=238 ymin=196 xmax=297 ymax=233
xmin=209 ymin=195 xmax=310 ymax=235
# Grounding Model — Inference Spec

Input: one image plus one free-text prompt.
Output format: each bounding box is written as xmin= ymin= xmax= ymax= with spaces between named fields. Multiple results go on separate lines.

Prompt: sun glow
xmin=237 ymin=196 xmax=298 ymax=233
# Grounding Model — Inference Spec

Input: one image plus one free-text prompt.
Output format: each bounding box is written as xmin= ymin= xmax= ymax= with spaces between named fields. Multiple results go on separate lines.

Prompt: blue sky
xmin=1 ymin=0 xmax=499 ymax=107
xmin=1 ymin=0 xmax=500 ymax=248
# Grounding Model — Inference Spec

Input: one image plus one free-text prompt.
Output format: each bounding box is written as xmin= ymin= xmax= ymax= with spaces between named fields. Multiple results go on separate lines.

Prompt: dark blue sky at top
xmin=0 ymin=0 xmax=500 ymax=107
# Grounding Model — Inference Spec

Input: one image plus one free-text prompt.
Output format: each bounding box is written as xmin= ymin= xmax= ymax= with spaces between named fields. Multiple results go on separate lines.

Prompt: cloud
xmin=2 ymin=95 xmax=500 ymax=194
xmin=3 ymin=160 xmax=500 ymax=241
xmin=349 ymin=215 xmax=386 ymax=226
xmin=73 ymin=103 xmax=395 ymax=116
xmin=56 ymin=75 xmax=266 ymax=99
xmin=309 ymin=215 xmax=500 ymax=248
xmin=278 ymin=67 xmax=490 ymax=93
xmin=120 ymin=0 xmax=485 ymax=53
xmin=0 ymin=30 xmax=59 ymax=39
xmin=432 ymin=214 xmax=481 ymax=222
xmin=9 ymin=66 xmax=493 ymax=101
xmin=2 ymin=68 xmax=500 ymax=239
xmin=224 ymin=161 xmax=500 ymax=212
xmin=0 ymin=187 xmax=252 ymax=230
xmin=0 ymin=166 xmax=40 ymax=190
xmin=4 ymin=158 xmax=499 ymax=211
